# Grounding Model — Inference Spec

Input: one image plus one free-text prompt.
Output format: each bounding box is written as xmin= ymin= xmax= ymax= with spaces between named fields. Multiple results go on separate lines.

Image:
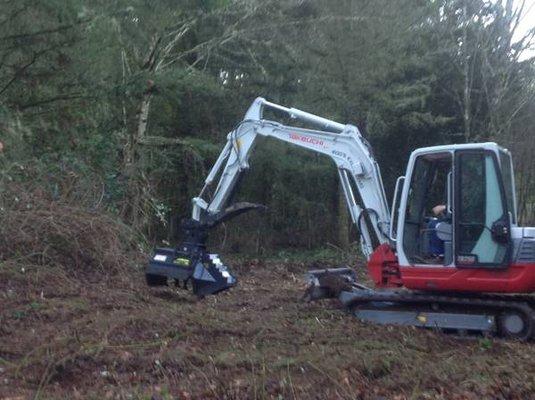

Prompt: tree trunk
xmin=462 ymin=0 xmax=471 ymax=142
xmin=122 ymin=88 xmax=153 ymax=230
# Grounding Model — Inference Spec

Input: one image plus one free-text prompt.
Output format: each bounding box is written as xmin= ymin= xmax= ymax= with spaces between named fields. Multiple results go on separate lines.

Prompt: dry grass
xmin=0 ymin=183 xmax=142 ymax=275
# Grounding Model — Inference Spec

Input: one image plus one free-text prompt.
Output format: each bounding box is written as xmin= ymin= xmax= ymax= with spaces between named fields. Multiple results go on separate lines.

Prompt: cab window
xmin=455 ymin=151 xmax=510 ymax=266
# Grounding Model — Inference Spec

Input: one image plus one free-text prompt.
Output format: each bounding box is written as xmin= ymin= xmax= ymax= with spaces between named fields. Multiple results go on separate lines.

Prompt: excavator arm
xmin=146 ymin=97 xmax=392 ymax=296
xmin=193 ymin=97 xmax=391 ymax=257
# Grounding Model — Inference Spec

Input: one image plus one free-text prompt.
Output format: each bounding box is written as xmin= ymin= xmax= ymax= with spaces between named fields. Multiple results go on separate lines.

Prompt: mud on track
xmin=1 ymin=258 xmax=534 ymax=399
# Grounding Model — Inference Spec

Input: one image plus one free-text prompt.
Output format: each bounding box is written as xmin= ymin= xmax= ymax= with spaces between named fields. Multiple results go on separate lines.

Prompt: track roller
xmin=496 ymin=309 xmax=534 ymax=340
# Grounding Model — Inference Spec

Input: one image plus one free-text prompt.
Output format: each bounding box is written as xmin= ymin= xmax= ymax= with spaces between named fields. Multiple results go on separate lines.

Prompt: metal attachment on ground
xmin=303 ymin=267 xmax=362 ymax=301
xmin=145 ymin=202 xmax=267 ymax=297
xmin=146 ymin=247 xmax=237 ymax=297
xmin=145 ymin=218 xmax=238 ymax=297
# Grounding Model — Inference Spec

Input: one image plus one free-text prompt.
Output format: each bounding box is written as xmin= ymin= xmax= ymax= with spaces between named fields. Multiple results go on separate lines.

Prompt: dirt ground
xmin=1 ymin=254 xmax=535 ymax=400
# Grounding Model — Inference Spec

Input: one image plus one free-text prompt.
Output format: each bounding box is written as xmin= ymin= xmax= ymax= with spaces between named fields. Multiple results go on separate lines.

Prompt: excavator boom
xmin=146 ymin=97 xmax=393 ymax=296
xmin=192 ymin=97 xmax=392 ymax=256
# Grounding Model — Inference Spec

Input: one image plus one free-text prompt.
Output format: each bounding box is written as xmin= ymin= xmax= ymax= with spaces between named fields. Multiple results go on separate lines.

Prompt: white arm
xmin=192 ymin=97 xmax=391 ymax=259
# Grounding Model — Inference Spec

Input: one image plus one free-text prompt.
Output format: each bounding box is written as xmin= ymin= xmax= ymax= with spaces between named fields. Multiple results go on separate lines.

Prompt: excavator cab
xmin=396 ymin=143 xmax=515 ymax=271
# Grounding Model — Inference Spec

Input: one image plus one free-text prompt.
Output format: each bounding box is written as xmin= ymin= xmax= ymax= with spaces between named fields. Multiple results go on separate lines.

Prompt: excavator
xmin=145 ymin=97 xmax=535 ymax=340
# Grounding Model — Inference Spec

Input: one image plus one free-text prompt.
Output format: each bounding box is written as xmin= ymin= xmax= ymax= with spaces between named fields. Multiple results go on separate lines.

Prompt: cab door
xmin=454 ymin=150 xmax=511 ymax=268
xmin=399 ymin=152 xmax=453 ymax=266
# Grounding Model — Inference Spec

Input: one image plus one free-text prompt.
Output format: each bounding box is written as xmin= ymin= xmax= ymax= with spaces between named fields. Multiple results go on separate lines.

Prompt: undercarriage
xmin=305 ymin=268 xmax=535 ymax=340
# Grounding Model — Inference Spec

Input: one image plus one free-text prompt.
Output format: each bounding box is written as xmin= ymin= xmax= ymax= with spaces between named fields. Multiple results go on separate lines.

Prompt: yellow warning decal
xmin=173 ymin=258 xmax=190 ymax=266
xmin=417 ymin=314 xmax=427 ymax=323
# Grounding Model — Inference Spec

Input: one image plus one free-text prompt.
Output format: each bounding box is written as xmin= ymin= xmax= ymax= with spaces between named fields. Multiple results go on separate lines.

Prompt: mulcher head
xmin=145 ymin=247 xmax=237 ymax=297
xmin=145 ymin=202 xmax=265 ymax=297
xmin=145 ymin=218 xmax=237 ymax=297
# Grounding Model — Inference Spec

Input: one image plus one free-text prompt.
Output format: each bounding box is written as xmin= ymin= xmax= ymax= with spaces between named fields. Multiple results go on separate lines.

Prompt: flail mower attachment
xmin=145 ymin=202 xmax=265 ymax=297
xmin=146 ymin=245 xmax=237 ymax=297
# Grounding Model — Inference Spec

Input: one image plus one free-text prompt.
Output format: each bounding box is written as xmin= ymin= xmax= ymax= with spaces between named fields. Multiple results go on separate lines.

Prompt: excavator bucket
xmin=303 ymin=267 xmax=359 ymax=301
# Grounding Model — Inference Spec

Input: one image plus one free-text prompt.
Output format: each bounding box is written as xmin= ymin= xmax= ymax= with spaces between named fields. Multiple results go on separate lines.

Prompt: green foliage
xmin=0 ymin=0 xmax=534 ymax=250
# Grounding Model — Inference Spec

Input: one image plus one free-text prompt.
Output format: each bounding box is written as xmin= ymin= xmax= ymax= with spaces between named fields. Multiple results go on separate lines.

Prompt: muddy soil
xmin=1 ymin=258 xmax=534 ymax=399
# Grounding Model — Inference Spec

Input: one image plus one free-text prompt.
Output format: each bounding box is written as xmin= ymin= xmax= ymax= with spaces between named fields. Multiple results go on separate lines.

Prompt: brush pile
xmin=0 ymin=182 xmax=142 ymax=275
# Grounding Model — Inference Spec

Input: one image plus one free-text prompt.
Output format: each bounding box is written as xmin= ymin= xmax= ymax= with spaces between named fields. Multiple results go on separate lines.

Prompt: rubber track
xmin=340 ymin=289 xmax=535 ymax=340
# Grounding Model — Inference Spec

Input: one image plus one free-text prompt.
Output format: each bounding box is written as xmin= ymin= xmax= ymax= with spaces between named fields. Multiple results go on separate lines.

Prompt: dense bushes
xmin=0 ymin=0 xmax=533 ymax=254
xmin=0 ymin=180 xmax=142 ymax=274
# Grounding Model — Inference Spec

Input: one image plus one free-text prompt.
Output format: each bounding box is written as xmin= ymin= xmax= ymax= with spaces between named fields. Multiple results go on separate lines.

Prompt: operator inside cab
xmin=402 ymin=151 xmax=453 ymax=265
xmin=427 ymin=204 xmax=446 ymax=258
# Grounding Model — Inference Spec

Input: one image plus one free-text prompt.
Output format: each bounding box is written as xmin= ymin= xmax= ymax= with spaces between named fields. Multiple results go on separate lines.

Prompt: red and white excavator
xmin=146 ymin=97 xmax=535 ymax=339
